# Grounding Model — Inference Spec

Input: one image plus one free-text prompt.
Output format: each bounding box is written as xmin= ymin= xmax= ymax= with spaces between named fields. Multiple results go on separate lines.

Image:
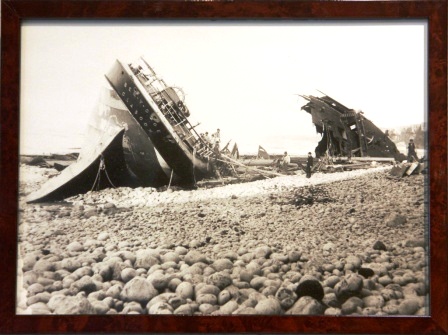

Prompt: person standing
xmin=407 ymin=138 xmax=418 ymax=162
xmin=212 ymin=129 xmax=221 ymax=149
xmin=306 ymin=152 xmax=313 ymax=178
xmin=281 ymin=151 xmax=291 ymax=171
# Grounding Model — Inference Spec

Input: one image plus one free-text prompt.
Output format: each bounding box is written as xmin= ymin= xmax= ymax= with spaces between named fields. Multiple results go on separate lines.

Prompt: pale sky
xmin=20 ymin=21 xmax=426 ymax=155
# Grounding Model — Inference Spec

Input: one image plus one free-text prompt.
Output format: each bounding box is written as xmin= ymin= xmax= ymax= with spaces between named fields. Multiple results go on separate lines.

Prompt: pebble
xmin=18 ymin=167 xmax=427 ymax=316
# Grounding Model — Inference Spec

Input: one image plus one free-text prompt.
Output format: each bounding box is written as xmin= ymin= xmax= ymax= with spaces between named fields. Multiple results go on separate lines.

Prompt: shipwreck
xmin=26 ymin=59 xmax=236 ymax=202
xmin=300 ymin=92 xmax=405 ymax=162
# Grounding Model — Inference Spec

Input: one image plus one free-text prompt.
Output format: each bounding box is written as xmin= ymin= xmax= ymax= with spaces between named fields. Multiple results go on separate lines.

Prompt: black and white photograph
xmin=17 ymin=21 xmax=428 ymax=316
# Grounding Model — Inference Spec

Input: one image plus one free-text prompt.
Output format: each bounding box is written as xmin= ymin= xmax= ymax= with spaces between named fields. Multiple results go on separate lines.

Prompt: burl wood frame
xmin=1 ymin=1 xmax=446 ymax=334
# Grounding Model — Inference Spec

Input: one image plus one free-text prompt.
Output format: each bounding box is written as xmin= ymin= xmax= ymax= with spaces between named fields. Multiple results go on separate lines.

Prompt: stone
xmin=218 ymin=290 xmax=231 ymax=305
xmin=97 ymin=232 xmax=109 ymax=241
xmin=373 ymin=240 xmax=387 ymax=251
xmin=254 ymin=297 xmax=282 ymax=315
xmin=345 ymin=255 xmax=362 ymax=269
xmin=148 ymin=301 xmax=173 ymax=314
xmin=206 ymin=272 xmax=232 ymax=290
xmin=52 ymin=295 xmax=95 ymax=314
xmin=120 ymin=277 xmax=158 ymax=304
xmin=398 ymin=298 xmax=420 ymax=315
xmin=219 ymin=300 xmax=239 ymax=314
xmin=134 ymin=249 xmax=160 ymax=269
xmin=363 ymin=295 xmax=385 ymax=308
xmin=73 ymin=275 xmax=97 ymax=294
xmin=196 ymin=294 xmax=218 ymax=305
xmin=122 ymin=301 xmax=144 ymax=314
xmin=323 ymin=276 xmax=340 ymax=288
xmin=254 ymin=246 xmax=272 ymax=259
xmin=322 ymin=292 xmax=339 ymax=308
xmin=33 ymin=259 xmax=55 ymax=272
xmin=386 ymin=214 xmax=407 ymax=228
xmin=67 ymin=241 xmax=84 ymax=253
xmin=184 ymin=250 xmax=208 ymax=265
xmin=91 ymin=300 xmax=110 ymax=314
xmin=341 ymin=297 xmax=364 ymax=315
xmin=147 ymin=271 xmax=169 ymax=291
xmin=174 ymin=304 xmax=194 ymax=315
xmin=176 ymin=282 xmax=194 ymax=300
xmin=161 ymin=252 xmax=180 ymax=263
xmin=60 ymin=258 xmax=82 ymax=272
xmin=334 ymin=274 xmax=364 ymax=301
xmin=26 ymin=291 xmax=51 ymax=306
xmin=26 ymin=302 xmax=52 ymax=315
xmin=120 ymin=268 xmax=137 ymax=283
xmin=296 ymin=275 xmax=324 ymax=301
xmin=286 ymin=296 xmax=325 ymax=315
xmin=212 ymin=258 xmax=233 ymax=272
xmin=358 ymin=267 xmax=375 ymax=278
xmin=275 ymin=287 xmax=297 ymax=310
xmin=324 ymin=307 xmax=342 ymax=315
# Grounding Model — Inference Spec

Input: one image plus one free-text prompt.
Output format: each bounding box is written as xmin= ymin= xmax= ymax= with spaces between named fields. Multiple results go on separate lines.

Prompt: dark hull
xmin=27 ymin=59 xmax=214 ymax=202
xmin=105 ymin=60 xmax=211 ymax=184
xmin=301 ymin=94 xmax=405 ymax=161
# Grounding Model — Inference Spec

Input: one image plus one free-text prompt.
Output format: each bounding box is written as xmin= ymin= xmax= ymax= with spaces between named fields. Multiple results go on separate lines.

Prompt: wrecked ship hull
xmin=27 ymin=59 xmax=215 ymax=202
xmin=301 ymin=94 xmax=405 ymax=161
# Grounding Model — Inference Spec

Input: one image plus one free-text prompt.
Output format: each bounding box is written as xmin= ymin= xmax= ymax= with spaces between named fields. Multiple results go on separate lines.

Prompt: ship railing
xmin=134 ymin=63 xmax=216 ymax=160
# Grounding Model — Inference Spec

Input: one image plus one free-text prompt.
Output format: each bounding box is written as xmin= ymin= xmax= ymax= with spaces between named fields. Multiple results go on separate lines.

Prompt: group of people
xmin=280 ymin=151 xmax=314 ymax=178
xmin=198 ymin=128 xmax=221 ymax=152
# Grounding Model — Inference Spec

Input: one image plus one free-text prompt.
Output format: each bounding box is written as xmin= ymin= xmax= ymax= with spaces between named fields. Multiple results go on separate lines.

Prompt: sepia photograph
xmin=17 ymin=21 xmax=429 ymax=316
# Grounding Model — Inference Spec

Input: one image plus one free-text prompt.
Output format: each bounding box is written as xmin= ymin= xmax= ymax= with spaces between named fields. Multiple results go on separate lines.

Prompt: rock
xmin=322 ymin=293 xmax=339 ymax=308
xmin=240 ymin=270 xmax=254 ymax=283
xmin=196 ymin=284 xmax=220 ymax=297
xmin=218 ymin=300 xmax=239 ymax=314
xmin=341 ymin=296 xmax=364 ymax=315
xmin=206 ymin=272 xmax=232 ymax=290
xmin=26 ymin=291 xmax=51 ymax=306
xmin=250 ymin=276 xmax=267 ymax=290
xmin=120 ymin=268 xmax=137 ymax=283
xmin=60 ymin=258 xmax=82 ymax=272
xmin=378 ymin=275 xmax=392 ymax=286
xmin=52 ymin=295 xmax=95 ymax=314
xmin=97 ymin=232 xmax=109 ymax=241
xmin=212 ymin=258 xmax=233 ymax=272
xmin=73 ymin=275 xmax=97 ymax=293
xmin=334 ymin=274 xmax=363 ymax=301
xmin=296 ymin=275 xmax=324 ymax=301
xmin=196 ymin=294 xmax=218 ymax=305
xmin=288 ymin=251 xmax=301 ymax=263
xmin=67 ymin=241 xmax=84 ymax=253
xmin=254 ymin=246 xmax=272 ymax=259
xmin=176 ymin=282 xmax=194 ymax=300
xmin=363 ymin=295 xmax=385 ymax=308
xmin=323 ymin=275 xmax=340 ymax=288
xmin=33 ymin=259 xmax=55 ymax=272
xmin=161 ymin=252 xmax=180 ymax=263
xmin=322 ymin=242 xmax=336 ymax=252
xmin=199 ymin=303 xmax=219 ymax=315
xmin=175 ymin=246 xmax=188 ymax=255
xmin=255 ymin=297 xmax=282 ymax=315
xmin=26 ymin=302 xmax=52 ymax=314
xmin=275 ymin=287 xmax=297 ymax=310
xmin=27 ymin=283 xmax=45 ymax=296
xmin=345 ymin=255 xmax=362 ymax=269
xmin=122 ymin=301 xmax=144 ymax=314
xmin=174 ymin=304 xmax=194 ymax=315
xmin=405 ymin=239 xmax=426 ymax=248
xmin=120 ymin=277 xmax=158 ymax=304
xmin=286 ymin=296 xmax=325 ymax=315
xmin=373 ymin=240 xmax=387 ymax=251
xmin=218 ymin=290 xmax=231 ymax=305
xmin=184 ymin=250 xmax=208 ymax=265
xmin=134 ymin=249 xmax=160 ymax=269
xmin=358 ymin=267 xmax=375 ymax=278
xmin=91 ymin=300 xmax=110 ymax=314
xmin=324 ymin=307 xmax=342 ymax=315
xmin=386 ymin=213 xmax=407 ymax=227
xmin=398 ymin=298 xmax=420 ymax=315
xmin=146 ymin=271 xmax=169 ymax=291
xmin=148 ymin=301 xmax=173 ymax=314
xmin=22 ymin=252 xmax=41 ymax=272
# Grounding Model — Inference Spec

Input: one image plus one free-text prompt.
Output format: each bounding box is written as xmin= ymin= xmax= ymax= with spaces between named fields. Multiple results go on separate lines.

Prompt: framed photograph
xmin=1 ymin=0 xmax=446 ymax=334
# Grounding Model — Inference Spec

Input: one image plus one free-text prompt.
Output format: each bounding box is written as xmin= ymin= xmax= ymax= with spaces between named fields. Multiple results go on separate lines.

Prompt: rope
xmin=168 ymin=169 xmax=174 ymax=189
xmin=90 ymin=155 xmax=116 ymax=192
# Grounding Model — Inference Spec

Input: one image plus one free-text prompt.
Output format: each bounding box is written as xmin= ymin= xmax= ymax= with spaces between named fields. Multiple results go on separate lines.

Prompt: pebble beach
xmin=17 ymin=164 xmax=428 ymax=316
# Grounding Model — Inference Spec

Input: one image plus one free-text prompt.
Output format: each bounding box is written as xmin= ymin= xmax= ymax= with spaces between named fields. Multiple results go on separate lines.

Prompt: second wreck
xmin=300 ymin=93 xmax=405 ymax=161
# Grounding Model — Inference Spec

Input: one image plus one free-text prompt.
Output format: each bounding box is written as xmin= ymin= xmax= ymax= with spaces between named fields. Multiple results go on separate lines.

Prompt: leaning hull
xmin=105 ymin=60 xmax=211 ymax=184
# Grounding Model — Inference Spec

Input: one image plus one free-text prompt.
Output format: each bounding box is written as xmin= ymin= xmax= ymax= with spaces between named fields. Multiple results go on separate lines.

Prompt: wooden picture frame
xmin=1 ymin=0 xmax=446 ymax=334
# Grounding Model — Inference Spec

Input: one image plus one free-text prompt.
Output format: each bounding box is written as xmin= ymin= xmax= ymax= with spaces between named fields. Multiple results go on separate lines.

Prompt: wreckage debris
xmin=300 ymin=92 xmax=406 ymax=162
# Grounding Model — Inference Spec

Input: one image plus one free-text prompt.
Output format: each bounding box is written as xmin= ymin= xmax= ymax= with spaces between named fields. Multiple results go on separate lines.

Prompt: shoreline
xmin=17 ymin=165 xmax=428 ymax=315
